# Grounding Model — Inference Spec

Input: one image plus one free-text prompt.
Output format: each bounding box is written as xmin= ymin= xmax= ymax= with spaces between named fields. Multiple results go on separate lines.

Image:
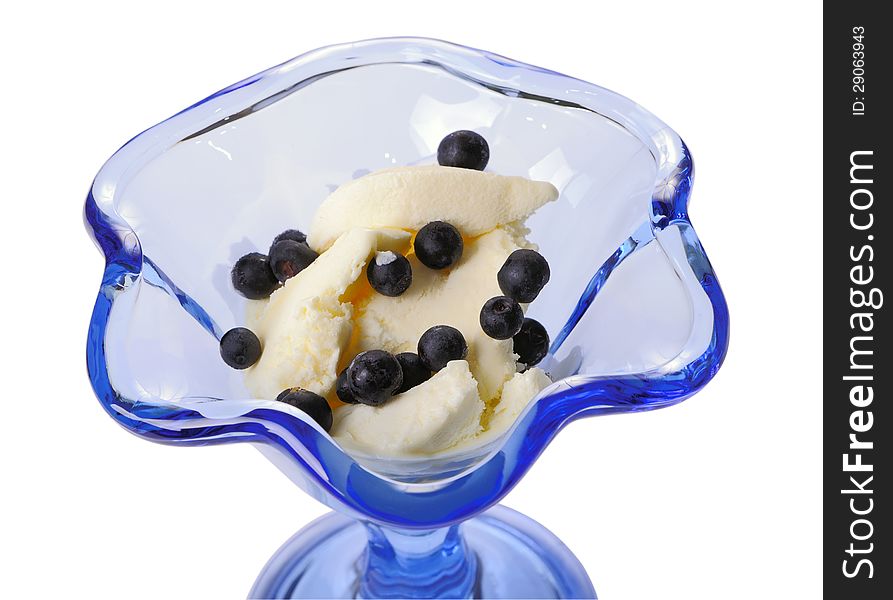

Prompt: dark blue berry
xmin=480 ymin=296 xmax=524 ymax=340
xmin=275 ymin=388 xmax=333 ymax=432
xmin=418 ymin=325 xmax=468 ymax=371
xmin=336 ymin=368 xmax=359 ymax=404
xmin=271 ymin=229 xmax=307 ymax=247
xmin=269 ymin=239 xmax=318 ymax=283
xmin=395 ymin=352 xmax=432 ymax=393
xmin=437 ymin=130 xmax=490 ymax=171
xmin=219 ymin=327 xmax=262 ymax=369
xmin=497 ymin=249 xmax=550 ymax=303
xmin=231 ymin=252 xmax=279 ymax=299
xmin=513 ymin=318 xmax=549 ymax=367
xmin=414 ymin=221 xmax=463 ymax=270
xmin=367 ymin=252 xmax=413 ymax=296
xmin=347 ymin=350 xmax=404 ymax=406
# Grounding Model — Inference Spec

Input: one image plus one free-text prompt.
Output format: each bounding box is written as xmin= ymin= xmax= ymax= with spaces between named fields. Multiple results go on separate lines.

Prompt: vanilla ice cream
xmin=244 ymin=165 xmax=557 ymax=456
xmin=307 ymin=165 xmax=558 ymax=252
xmin=244 ymin=228 xmax=410 ymax=400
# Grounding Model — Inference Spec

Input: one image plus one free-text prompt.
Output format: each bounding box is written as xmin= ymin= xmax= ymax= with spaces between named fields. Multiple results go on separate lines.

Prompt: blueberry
xmin=347 ymin=350 xmax=404 ymax=406
xmin=480 ymin=296 xmax=524 ymax=340
xmin=336 ymin=368 xmax=359 ymax=404
xmin=271 ymin=229 xmax=307 ymax=247
xmin=231 ymin=252 xmax=279 ymax=299
xmin=497 ymin=249 xmax=551 ymax=303
xmin=395 ymin=352 xmax=432 ymax=393
xmin=219 ymin=327 xmax=262 ymax=370
xmin=367 ymin=251 xmax=413 ymax=296
xmin=269 ymin=239 xmax=318 ymax=283
xmin=275 ymin=388 xmax=333 ymax=432
xmin=513 ymin=318 xmax=550 ymax=367
xmin=414 ymin=221 xmax=463 ymax=270
xmin=437 ymin=130 xmax=490 ymax=171
xmin=418 ymin=325 xmax=468 ymax=371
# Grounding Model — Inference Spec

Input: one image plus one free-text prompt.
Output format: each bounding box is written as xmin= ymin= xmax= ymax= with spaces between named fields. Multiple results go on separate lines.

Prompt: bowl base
xmin=250 ymin=504 xmax=596 ymax=599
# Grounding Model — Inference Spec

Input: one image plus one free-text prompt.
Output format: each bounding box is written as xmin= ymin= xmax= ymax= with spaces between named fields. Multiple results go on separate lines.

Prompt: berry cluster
xmin=438 ymin=129 xmax=551 ymax=367
xmin=222 ymin=229 xmax=320 ymax=370
xmin=221 ymin=230 xmax=332 ymax=430
xmin=343 ymin=219 xmax=470 ymax=406
xmin=338 ymin=237 xmax=553 ymax=408
xmin=231 ymin=229 xmax=319 ymax=299
xmin=481 ymin=249 xmax=551 ymax=368
xmin=336 ymin=325 xmax=468 ymax=406
xmin=223 ymin=229 xmax=319 ymax=365
xmin=365 ymin=220 xmax=464 ymax=297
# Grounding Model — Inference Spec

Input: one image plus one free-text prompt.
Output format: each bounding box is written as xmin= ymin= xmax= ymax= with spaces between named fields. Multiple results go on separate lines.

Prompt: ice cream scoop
xmin=307 ymin=165 xmax=558 ymax=251
xmin=245 ymin=164 xmax=557 ymax=455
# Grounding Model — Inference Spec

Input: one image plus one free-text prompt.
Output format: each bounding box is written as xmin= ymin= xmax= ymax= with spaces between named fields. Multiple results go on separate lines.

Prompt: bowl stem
xmin=361 ymin=522 xmax=477 ymax=598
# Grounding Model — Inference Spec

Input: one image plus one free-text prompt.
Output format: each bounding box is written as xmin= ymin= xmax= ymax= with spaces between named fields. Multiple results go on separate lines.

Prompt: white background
xmin=0 ymin=1 xmax=822 ymax=598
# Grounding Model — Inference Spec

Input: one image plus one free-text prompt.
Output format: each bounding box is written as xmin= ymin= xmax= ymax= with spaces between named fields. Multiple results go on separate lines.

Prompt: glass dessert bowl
xmin=85 ymin=38 xmax=729 ymax=599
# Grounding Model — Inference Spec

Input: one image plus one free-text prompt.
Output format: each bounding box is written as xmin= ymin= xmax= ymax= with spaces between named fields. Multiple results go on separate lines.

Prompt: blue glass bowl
xmin=85 ymin=38 xmax=729 ymax=599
